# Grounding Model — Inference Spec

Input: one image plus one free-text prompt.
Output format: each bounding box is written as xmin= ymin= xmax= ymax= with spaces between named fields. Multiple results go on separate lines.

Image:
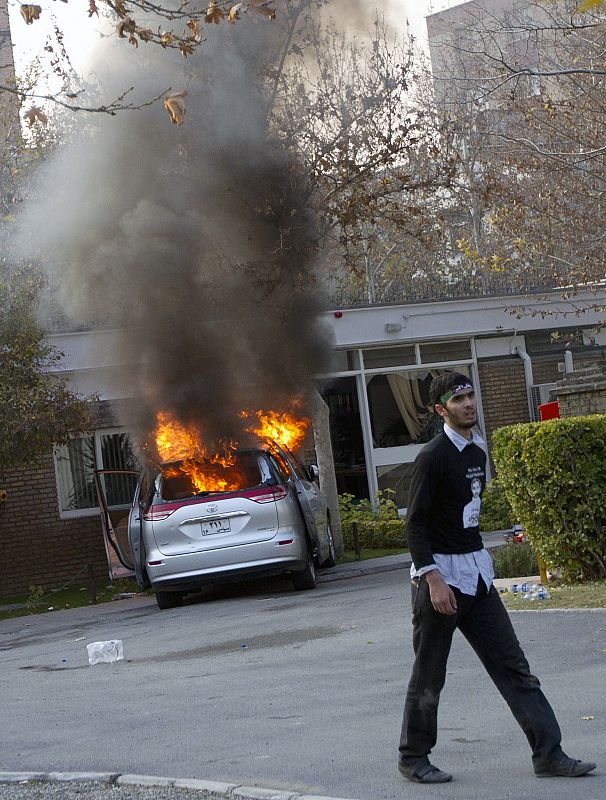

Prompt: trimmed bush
xmin=480 ymin=479 xmax=516 ymax=532
xmin=492 ymin=415 xmax=606 ymax=582
xmin=492 ymin=542 xmax=539 ymax=579
xmin=338 ymin=490 xmax=406 ymax=550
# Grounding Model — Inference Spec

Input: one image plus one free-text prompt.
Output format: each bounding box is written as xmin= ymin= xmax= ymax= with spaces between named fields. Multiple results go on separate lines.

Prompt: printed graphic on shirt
xmin=462 ymin=471 xmax=483 ymax=529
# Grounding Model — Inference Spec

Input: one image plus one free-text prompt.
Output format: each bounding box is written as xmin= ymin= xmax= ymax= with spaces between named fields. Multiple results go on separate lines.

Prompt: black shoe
xmin=534 ymin=753 xmax=596 ymax=778
xmin=399 ymin=758 xmax=453 ymax=784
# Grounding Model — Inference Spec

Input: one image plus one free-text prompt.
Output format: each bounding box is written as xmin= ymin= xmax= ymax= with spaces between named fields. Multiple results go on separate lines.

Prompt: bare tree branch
xmin=0 ymin=82 xmax=170 ymax=115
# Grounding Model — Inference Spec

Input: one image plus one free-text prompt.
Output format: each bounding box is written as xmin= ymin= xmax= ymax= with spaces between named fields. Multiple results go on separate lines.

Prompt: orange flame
xmin=152 ymin=405 xmax=309 ymax=497
xmin=161 ymin=461 xmax=240 ymax=495
xmin=240 ymin=408 xmax=309 ymax=451
xmin=155 ymin=411 xmax=200 ymax=462
xmin=153 ymin=411 xmax=238 ymax=495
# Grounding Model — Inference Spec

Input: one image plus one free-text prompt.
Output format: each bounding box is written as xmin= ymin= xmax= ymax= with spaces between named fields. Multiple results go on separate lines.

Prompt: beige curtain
xmin=386 ymin=370 xmax=441 ymax=441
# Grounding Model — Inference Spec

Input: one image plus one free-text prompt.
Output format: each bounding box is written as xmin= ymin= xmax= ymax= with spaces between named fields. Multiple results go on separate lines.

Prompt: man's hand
xmin=425 ymin=570 xmax=457 ymax=615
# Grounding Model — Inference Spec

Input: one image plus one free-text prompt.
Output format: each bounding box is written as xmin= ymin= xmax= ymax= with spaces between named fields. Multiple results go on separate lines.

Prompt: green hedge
xmin=338 ymin=491 xmax=407 ymax=550
xmin=492 ymin=542 xmax=539 ymax=579
xmin=479 ymin=479 xmax=516 ymax=532
xmin=492 ymin=415 xmax=606 ymax=582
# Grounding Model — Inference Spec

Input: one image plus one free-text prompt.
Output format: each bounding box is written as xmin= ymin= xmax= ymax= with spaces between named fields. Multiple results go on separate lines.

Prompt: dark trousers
xmin=399 ymin=575 xmax=562 ymax=767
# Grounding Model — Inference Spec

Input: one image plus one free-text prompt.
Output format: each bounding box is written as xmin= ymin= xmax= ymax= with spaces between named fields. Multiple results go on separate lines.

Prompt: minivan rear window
xmin=156 ymin=451 xmax=272 ymax=502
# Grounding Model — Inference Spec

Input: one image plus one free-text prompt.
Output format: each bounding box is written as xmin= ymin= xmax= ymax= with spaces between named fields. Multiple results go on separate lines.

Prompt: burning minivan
xmin=95 ymin=439 xmax=335 ymax=609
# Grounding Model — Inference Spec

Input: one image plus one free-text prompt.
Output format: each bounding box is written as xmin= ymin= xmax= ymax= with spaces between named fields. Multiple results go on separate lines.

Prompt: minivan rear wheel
xmin=292 ymin=543 xmax=317 ymax=591
xmin=155 ymin=590 xmax=184 ymax=610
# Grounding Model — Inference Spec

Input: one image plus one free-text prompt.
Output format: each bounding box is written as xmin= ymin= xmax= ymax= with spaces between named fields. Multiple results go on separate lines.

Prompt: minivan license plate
xmin=200 ymin=518 xmax=231 ymax=536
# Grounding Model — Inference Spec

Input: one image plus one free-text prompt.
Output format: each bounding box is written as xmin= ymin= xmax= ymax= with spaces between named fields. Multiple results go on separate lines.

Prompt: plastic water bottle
xmin=536 ymin=585 xmax=550 ymax=600
xmin=87 ymin=640 xmax=124 ymax=665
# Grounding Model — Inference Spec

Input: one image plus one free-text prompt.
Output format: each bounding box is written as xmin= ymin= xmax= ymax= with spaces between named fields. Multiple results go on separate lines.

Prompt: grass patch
xmin=500 ymin=580 xmax=606 ymax=610
xmin=0 ymin=577 xmax=142 ymax=621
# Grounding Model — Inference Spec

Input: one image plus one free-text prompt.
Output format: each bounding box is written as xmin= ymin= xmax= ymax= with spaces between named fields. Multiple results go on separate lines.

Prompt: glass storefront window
xmin=419 ymin=340 xmax=471 ymax=363
xmin=366 ymin=366 xmax=471 ymax=448
xmin=319 ymin=377 xmax=369 ymax=499
xmin=377 ymin=463 xmax=415 ymax=510
xmin=329 ymin=350 xmax=360 ymax=371
xmin=362 ymin=345 xmax=416 ymax=369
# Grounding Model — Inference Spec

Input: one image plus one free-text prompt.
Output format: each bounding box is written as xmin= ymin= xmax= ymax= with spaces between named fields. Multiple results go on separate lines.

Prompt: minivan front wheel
xmin=292 ymin=543 xmax=317 ymax=591
xmin=155 ymin=590 xmax=184 ymax=610
xmin=322 ymin=519 xmax=337 ymax=568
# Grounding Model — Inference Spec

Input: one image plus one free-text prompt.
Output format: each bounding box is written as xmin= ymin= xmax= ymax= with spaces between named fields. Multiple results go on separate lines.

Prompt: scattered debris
xmin=87 ymin=640 xmax=124 ymax=665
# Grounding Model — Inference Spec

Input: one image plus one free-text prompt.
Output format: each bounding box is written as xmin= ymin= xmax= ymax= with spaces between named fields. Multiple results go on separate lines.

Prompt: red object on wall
xmin=538 ymin=401 xmax=560 ymax=421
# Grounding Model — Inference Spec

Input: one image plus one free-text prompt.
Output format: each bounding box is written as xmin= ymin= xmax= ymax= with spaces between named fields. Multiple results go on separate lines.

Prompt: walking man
xmin=398 ymin=371 xmax=597 ymax=784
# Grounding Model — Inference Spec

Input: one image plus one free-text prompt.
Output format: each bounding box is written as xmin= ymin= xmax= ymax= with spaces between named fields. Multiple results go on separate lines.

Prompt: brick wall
xmin=556 ymin=364 xmax=606 ymax=417
xmin=477 ymin=352 xmax=606 ymax=473
xmin=0 ymin=455 xmax=108 ymax=599
xmin=531 ymin=352 xmax=606 ymax=387
xmin=531 ymin=357 xmax=561 ymax=385
xmin=559 ymin=391 xmax=606 ymax=416
xmin=477 ymin=358 xmax=529 ymax=452
xmin=0 ymin=401 xmax=128 ymax=600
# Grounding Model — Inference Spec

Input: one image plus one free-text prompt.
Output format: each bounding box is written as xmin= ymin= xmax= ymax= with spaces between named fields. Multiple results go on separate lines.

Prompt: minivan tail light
xmin=143 ymin=508 xmax=175 ymax=521
xmin=247 ymin=485 xmax=288 ymax=503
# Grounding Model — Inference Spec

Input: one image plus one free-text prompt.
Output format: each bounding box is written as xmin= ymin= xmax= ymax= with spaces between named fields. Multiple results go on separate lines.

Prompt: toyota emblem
xmin=206 ymin=504 xmax=219 ymax=513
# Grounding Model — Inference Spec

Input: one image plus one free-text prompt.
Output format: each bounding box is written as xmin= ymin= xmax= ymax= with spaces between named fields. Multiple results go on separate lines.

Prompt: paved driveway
xmin=1 ymin=569 xmax=604 ymax=800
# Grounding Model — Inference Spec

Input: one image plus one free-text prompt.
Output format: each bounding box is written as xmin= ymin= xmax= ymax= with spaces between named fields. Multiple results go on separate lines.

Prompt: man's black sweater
xmin=406 ymin=432 xmax=486 ymax=570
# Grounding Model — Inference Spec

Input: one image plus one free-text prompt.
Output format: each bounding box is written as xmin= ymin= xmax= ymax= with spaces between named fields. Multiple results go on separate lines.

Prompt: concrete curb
xmin=0 ymin=772 xmax=360 ymax=800
xmin=318 ymin=557 xmax=408 ymax=583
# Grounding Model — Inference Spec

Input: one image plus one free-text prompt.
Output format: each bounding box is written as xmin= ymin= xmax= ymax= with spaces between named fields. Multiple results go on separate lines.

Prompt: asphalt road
xmin=1 ymin=566 xmax=605 ymax=800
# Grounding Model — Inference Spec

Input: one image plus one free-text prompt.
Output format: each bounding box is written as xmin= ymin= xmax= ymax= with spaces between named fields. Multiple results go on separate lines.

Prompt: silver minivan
xmin=95 ymin=441 xmax=336 ymax=609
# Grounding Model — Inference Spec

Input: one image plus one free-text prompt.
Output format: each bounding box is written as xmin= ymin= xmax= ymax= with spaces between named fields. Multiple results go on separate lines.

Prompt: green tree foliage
xmin=0 ymin=265 xmax=91 ymax=474
xmin=0 ymin=81 xmax=89 ymax=475
xmin=492 ymin=416 xmax=606 ymax=582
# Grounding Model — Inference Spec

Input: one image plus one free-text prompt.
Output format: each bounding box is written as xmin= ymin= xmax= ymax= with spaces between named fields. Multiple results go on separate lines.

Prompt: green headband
xmin=439 ymin=382 xmax=473 ymax=405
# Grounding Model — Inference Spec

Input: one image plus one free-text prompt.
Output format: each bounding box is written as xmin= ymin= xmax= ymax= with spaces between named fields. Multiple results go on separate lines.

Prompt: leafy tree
xmin=0 ymin=83 xmax=90 ymax=475
xmin=272 ymin=18 xmax=457 ymax=303
xmin=1 ymin=1 xmax=315 ymax=116
xmin=424 ymin=0 xmax=606 ymax=310
xmin=0 ymin=264 xmax=92 ymax=474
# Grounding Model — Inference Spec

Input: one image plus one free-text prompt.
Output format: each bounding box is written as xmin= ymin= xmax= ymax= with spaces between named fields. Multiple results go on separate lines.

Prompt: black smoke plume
xmin=18 ymin=13 xmax=334 ymax=454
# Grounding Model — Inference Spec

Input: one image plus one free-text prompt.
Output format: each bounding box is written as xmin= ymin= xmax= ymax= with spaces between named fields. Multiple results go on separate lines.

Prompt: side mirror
xmin=307 ymin=464 xmax=320 ymax=481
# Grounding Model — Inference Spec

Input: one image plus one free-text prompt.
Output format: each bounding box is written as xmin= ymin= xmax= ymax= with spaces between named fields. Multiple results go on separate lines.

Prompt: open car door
xmin=94 ymin=469 xmax=139 ymax=580
xmin=270 ymin=443 xmax=325 ymax=548
xmin=293 ymin=475 xmax=321 ymax=536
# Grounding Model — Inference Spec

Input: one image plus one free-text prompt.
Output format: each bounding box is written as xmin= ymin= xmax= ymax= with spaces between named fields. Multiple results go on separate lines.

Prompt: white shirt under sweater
xmin=410 ymin=423 xmax=494 ymax=596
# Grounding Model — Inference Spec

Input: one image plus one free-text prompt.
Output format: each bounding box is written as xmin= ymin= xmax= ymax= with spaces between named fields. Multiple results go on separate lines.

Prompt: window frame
xmin=54 ymin=427 xmax=135 ymax=519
